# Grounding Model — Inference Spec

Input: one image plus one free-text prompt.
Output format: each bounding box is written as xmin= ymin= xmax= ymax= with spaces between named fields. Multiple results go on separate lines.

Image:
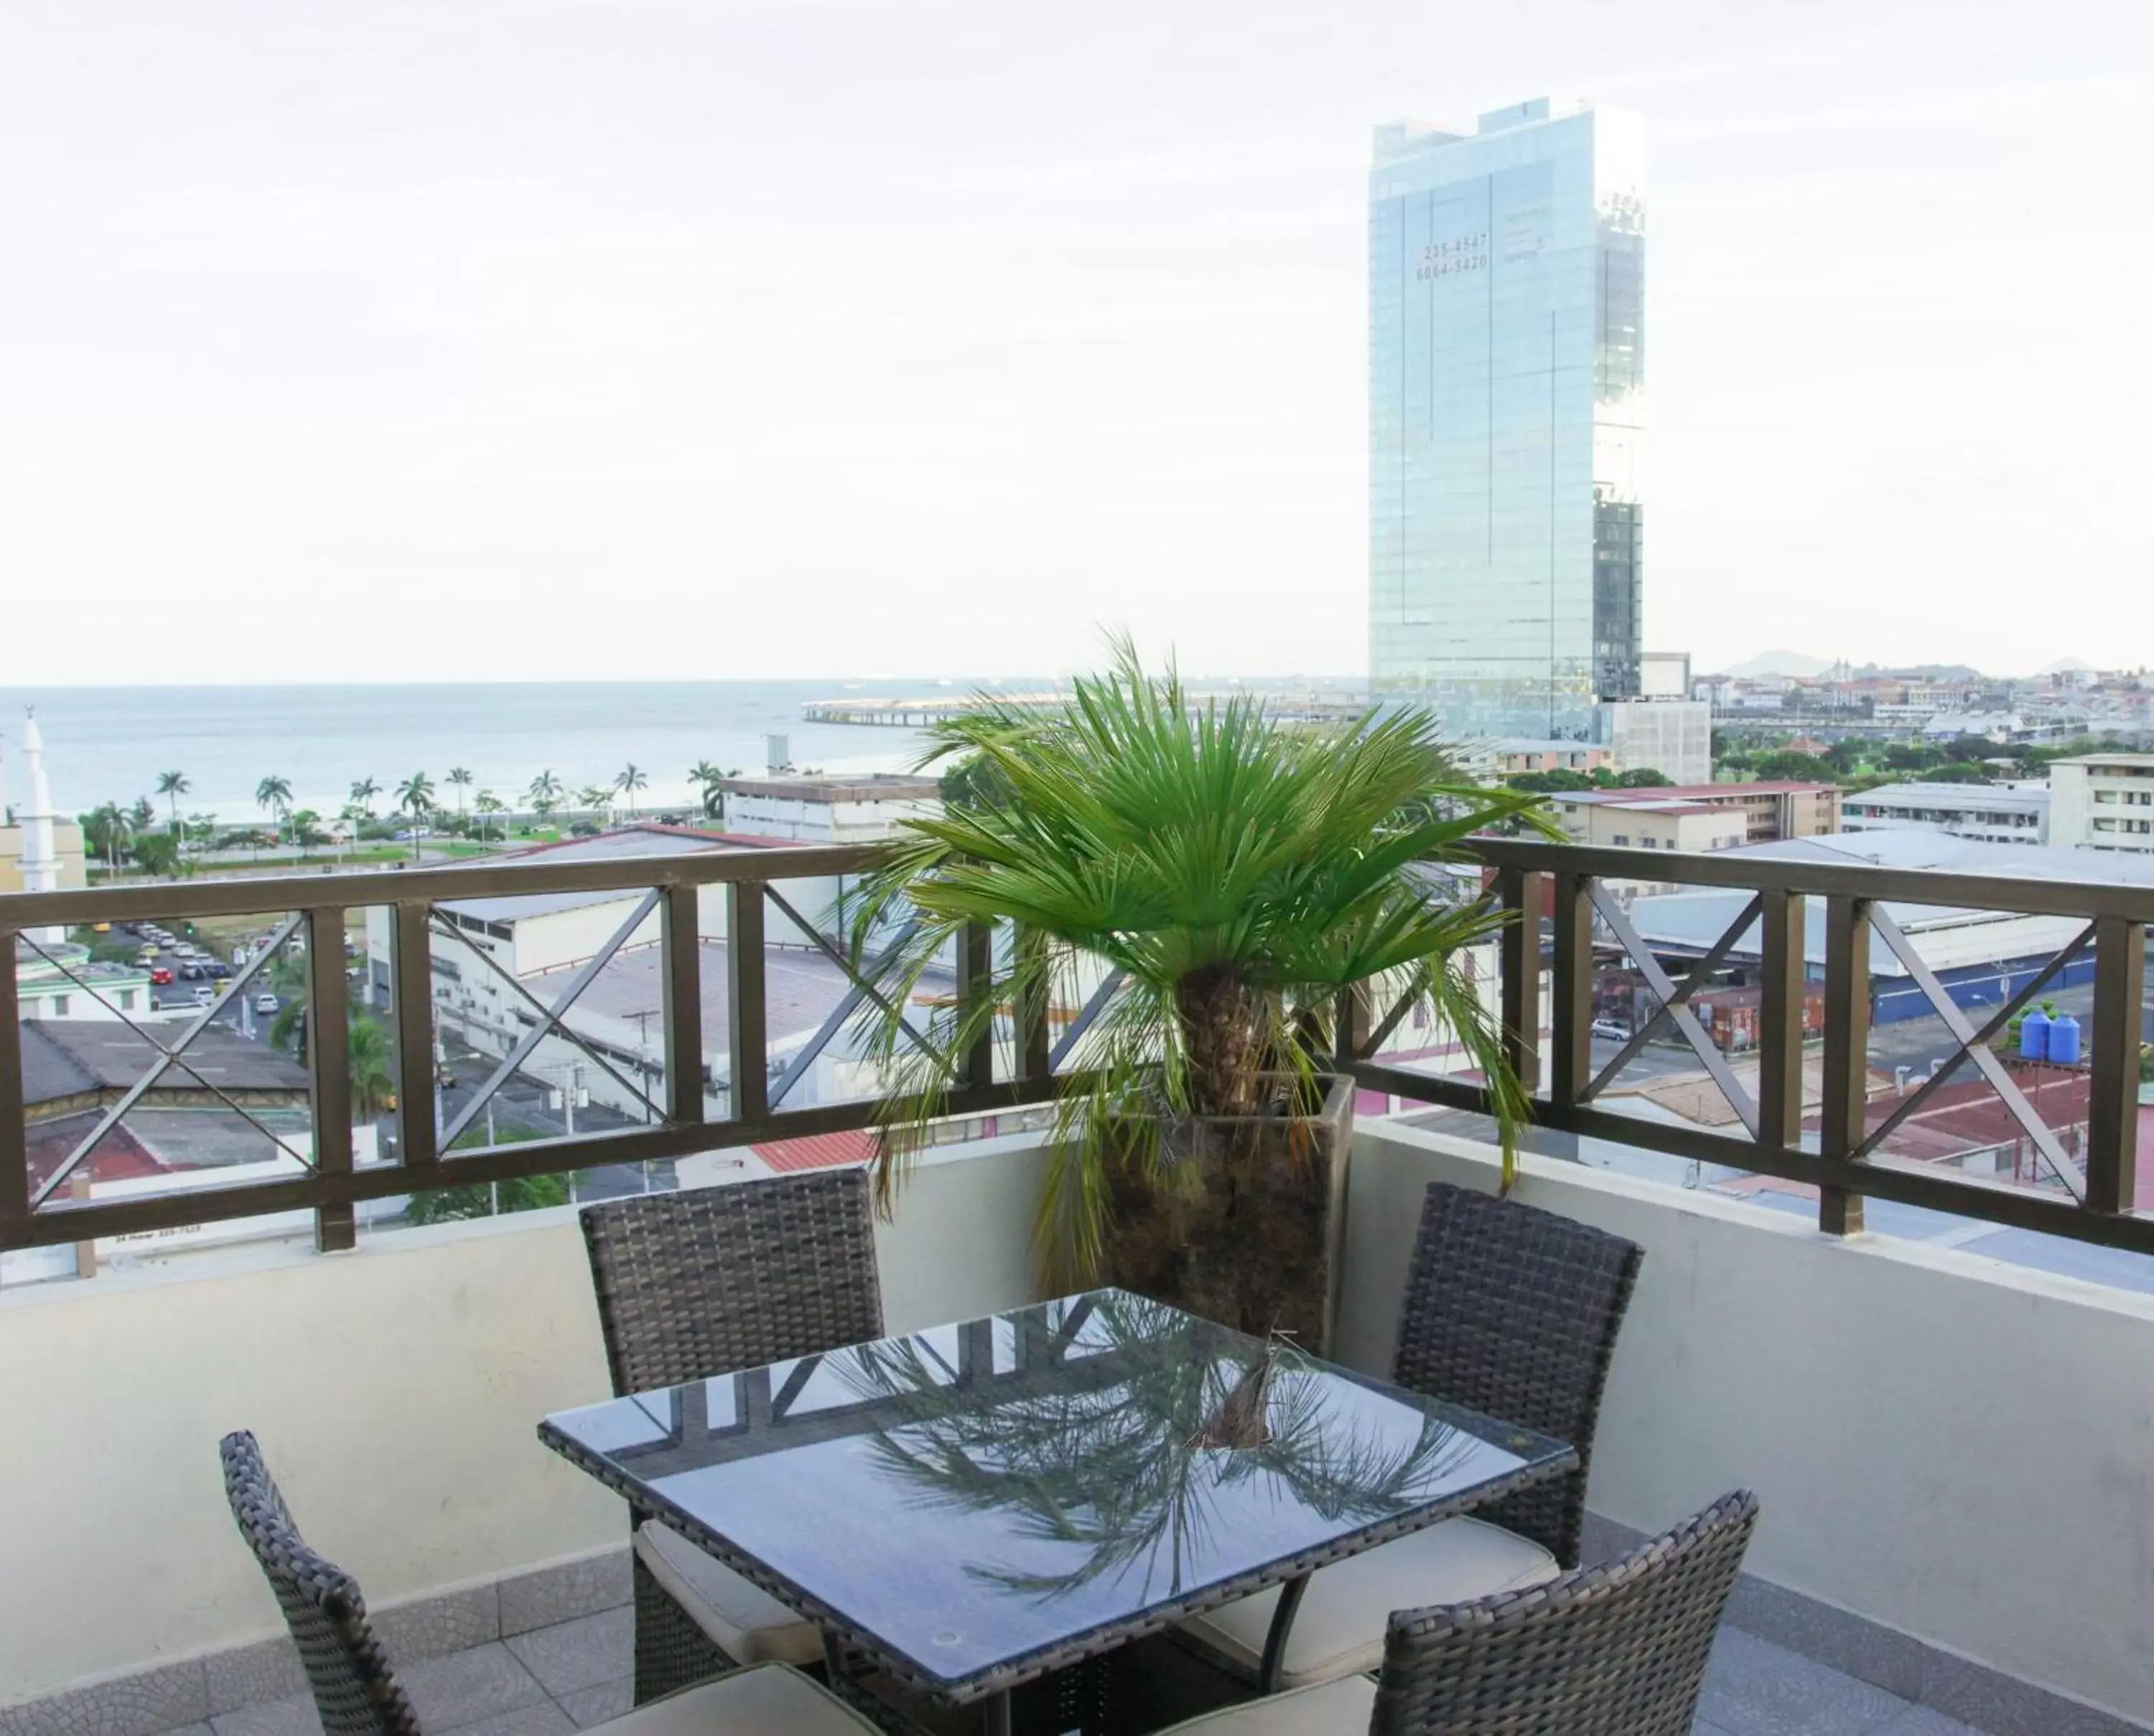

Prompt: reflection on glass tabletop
xmin=541 ymin=1288 xmax=1574 ymax=1696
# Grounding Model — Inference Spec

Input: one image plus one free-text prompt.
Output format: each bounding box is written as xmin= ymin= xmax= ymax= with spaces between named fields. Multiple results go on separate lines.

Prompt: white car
xmin=255 ymin=992 xmax=279 ymax=1014
xmin=1590 ymin=1017 xmax=1631 ymax=1042
xmin=192 ymin=985 xmax=216 ymax=1007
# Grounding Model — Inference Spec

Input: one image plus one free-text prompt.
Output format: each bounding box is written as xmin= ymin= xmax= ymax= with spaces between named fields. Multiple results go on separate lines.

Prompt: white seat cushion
xmin=1151 ymin=1674 xmax=1377 ymax=1734
xmin=1178 ymin=1517 xmax=1559 ymax=1690
xmin=636 ymin=1520 xmax=824 ymax=1666
xmin=600 ymin=1663 xmax=880 ymax=1736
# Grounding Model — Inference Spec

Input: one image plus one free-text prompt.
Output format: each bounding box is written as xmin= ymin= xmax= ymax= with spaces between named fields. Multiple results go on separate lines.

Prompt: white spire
xmin=18 ymin=710 xmax=64 ymax=945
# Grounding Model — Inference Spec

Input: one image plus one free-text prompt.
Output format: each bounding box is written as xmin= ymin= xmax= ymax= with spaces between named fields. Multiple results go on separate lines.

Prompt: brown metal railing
xmin=1346 ymin=839 xmax=2150 ymax=1254
xmin=0 ymin=845 xmax=1051 ymax=1255
xmin=4 ymin=837 xmax=2150 ymax=1260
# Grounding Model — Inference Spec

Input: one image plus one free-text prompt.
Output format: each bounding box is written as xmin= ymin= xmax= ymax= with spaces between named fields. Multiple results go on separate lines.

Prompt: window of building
xmin=1641 ymin=837 xmax=1659 ymax=849
xmin=53 ymin=995 xmax=70 ymax=1016
xmin=1612 ymin=834 xmax=1629 ymax=846
xmin=118 ymin=990 xmax=135 ymax=1011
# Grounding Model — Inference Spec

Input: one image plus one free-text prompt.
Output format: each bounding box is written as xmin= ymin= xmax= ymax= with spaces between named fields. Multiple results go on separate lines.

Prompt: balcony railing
xmin=3 ymin=836 xmax=2150 ymax=1261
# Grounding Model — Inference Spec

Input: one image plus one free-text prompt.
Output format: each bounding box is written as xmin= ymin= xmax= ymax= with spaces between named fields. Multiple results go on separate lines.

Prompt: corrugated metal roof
xmin=751 ymin=1129 xmax=875 ymax=1172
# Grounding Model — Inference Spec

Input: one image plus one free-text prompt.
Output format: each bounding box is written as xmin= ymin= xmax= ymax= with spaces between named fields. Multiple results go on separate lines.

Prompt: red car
xmin=149 ymin=966 xmax=173 ymax=986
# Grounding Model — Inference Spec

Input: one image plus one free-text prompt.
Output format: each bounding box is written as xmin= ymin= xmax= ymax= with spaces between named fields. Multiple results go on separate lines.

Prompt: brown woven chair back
xmin=1371 ymin=1489 xmax=1758 ymax=1735
xmin=1392 ymin=1182 xmax=1643 ymax=1564
xmin=219 ymin=1432 xmax=423 ymax=1736
xmin=580 ymin=1168 xmax=884 ymax=1396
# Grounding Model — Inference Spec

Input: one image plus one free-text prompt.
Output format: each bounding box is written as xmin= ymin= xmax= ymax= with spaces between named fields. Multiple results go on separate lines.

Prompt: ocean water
xmin=0 ymin=680 xmax=962 ymax=823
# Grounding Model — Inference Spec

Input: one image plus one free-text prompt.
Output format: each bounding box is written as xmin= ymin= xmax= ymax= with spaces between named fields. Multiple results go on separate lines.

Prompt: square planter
xmin=1100 ymin=1072 xmax=1355 ymax=1353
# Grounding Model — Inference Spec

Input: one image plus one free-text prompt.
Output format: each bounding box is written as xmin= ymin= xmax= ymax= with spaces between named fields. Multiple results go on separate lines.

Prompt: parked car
xmin=1590 ymin=1017 xmax=1631 ymax=1042
xmin=149 ymin=967 xmax=173 ymax=986
xmin=255 ymin=992 xmax=279 ymax=1014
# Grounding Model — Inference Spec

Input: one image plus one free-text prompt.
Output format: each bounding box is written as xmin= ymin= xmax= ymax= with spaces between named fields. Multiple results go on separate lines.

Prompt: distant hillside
xmin=1718 ymin=649 xmax=1834 ymax=679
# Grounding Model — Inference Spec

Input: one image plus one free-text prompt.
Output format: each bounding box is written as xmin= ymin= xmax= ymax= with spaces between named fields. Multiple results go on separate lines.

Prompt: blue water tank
xmin=2048 ymin=1012 xmax=2081 ymax=1066
xmin=2020 ymin=1008 xmax=2051 ymax=1062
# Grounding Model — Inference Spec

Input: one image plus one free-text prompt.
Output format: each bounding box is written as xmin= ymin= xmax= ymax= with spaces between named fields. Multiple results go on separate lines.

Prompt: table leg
xmin=982 ymin=1689 xmax=1012 ymax=1736
xmin=1256 ymin=1574 xmax=1311 ymax=1697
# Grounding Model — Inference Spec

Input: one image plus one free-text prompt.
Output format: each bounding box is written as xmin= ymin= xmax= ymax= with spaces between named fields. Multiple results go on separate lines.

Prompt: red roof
xmin=751 ymin=1128 xmax=877 ymax=1173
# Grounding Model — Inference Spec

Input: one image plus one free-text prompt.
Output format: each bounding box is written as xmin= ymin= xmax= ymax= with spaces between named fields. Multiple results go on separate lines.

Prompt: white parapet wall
xmin=0 ymin=1137 xmax=1050 ymax=1708
xmin=1338 ymin=1119 xmax=2154 ymax=1732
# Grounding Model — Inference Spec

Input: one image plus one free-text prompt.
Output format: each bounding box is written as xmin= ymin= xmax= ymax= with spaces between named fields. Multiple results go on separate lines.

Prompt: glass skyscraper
xmin=1369 ymin=98 xmax=1646 ymax=740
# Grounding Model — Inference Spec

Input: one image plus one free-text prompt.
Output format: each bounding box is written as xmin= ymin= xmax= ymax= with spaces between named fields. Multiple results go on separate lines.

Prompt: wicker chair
xmin=217 ymin=1431 xmax=878 ymax=1736
xmin=1178 ymin=1181 xmax=1644 ymax=1691
xmin=1152 ymin=1491 xmax=1758 ymax=1735
xmin=579 ymin=1170 xmax=885 ymax=1704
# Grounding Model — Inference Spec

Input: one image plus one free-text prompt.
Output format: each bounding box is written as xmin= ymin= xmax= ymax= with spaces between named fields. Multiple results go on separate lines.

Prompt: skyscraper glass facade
xmin=1369 ymin=98 xmax=1646 ymax=739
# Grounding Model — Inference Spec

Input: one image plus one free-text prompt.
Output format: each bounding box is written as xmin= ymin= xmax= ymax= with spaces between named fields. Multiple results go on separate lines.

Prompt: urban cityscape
xmin=3 ymin=15 xmax=2151 ymax=1736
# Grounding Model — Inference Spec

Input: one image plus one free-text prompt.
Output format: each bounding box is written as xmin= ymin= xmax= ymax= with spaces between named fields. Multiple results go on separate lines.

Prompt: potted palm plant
xmin=849 ymin=646 xmax=1544 ymax=1351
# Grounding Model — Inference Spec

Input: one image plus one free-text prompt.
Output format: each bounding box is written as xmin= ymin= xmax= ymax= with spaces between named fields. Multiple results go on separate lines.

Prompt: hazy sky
xmin=3 ymin=0 xmax=2147 ymax=686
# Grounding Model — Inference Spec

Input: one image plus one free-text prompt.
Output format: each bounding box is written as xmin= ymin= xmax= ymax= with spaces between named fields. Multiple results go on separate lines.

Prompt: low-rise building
xmin=1548 ymin=780 xmax=1842 ymax=846
xmin=715 ymin=773 xmax=941 ymax=844
xmin=1488 ymin=740 xmax=1616 ymax=779
xmin=2050 ymin=754 xmax=2154 ymax=856
xmin=1551 ymin=796 xmax=1747 ymax=855
xmin=1841 ymin=780 xmax=2049 ymax=846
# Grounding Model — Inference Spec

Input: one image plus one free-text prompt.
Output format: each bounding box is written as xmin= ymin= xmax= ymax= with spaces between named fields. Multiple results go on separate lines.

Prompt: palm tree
xmin=350 ymin=776 xmax=381 ymax=818
xmin=155 ymin=770 xmax=188 ymax=835
xmin=395 ymin=772 xmax=435 ymax=862
xmin=528 ymin=770 xmax=563 ymax=825
xmin=88 ymin=801 xmax=131 ymax=870
xmin=255 ymin=775 xmax=293 ymax=848
xmin=689 ymin=760 xmax=741 ymax=823
xmin=615 ymin=763 xmax=647 ymax=819
xmin=473 ymin=790 xmax=504 ymax=841
xmin=447 ymin=766 xmax=474 ymax=818
xmin=349 ymin=1014 xmax=395 ymax=1119
xmin=128 ymin=795 xmax=155 ymax=836
xmin=850 ymin=641 xmax=1547 ymax=1298
xmin=337 ymin=802 xmax=368 ymax=862
xmin=578 ymin=785 xmax=613 ymax=821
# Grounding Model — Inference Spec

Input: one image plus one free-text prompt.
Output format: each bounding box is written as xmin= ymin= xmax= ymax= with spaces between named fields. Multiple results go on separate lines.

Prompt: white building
xmin=6 ymin=714 xmax=153 ymax=1021
xmin=2050 ymin=755 xmax=2154 ymax=855
xmin=1841 ymin=781 xmax=2050 ymax=846
xmin=717 ymin=773 xmax=941 ymax=844
xmin=1593 ymin=699 xmax=1712 ymax=786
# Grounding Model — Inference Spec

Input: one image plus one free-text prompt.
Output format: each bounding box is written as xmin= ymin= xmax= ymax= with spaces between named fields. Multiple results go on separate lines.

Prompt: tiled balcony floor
xmin=178 ymin=1607 xmax=1985 ymax=1736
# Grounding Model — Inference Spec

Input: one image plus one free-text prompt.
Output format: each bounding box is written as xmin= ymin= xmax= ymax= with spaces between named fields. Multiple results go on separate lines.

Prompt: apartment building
xmin=1842 ymin=780 xmax=2049 ymax=846
xmin=2050 ymin=754 xmax=2154 ymax=854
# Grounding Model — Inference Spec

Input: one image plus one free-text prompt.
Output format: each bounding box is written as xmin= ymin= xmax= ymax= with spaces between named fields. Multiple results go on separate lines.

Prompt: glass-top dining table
xmin=539 ymin=1289 xmax=1575 ymax=1735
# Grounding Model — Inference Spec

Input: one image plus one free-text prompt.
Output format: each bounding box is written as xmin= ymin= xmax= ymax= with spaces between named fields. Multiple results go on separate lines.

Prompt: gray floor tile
xmin=435 ymin=1707 xmax=572 ymax=1736
xmin=551 ymin=1682 xmax=632 ymax=1732
xmin=203 ymin=1640 xmax=307 ymax=1721
xmin=1693 ymin=1723 xmax=1740 ymax=1736
xmin=396 ymin=1647 xmax=549 ymax=1731
xmin=208 ymin=1694 xmax=320 ymax=1736
xmin=1697 ymin=1628 xmax=1913 ymax=1736
xmin=1871 ymin=1709 xmax=1988 ymax=1736
xmin=503 ymin=1612 xmax=632 ymax=1699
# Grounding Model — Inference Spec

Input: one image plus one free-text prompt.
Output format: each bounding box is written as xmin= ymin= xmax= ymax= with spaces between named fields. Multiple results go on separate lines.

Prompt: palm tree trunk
xmin=1173 ymin=968 xmax=1274 ymax=1118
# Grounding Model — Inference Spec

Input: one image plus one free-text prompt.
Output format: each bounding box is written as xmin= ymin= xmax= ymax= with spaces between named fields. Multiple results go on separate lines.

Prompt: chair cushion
xmin=636 ymin=1521 xmax=824 ymax=1666
xmin=603 ymin=1663 xmax=881 ymax=1736
xmin=1178 ymin=1517 xmax=1559 ymax=1689
xmin=1151 ymin=1674 xmax=1377 ymax=1734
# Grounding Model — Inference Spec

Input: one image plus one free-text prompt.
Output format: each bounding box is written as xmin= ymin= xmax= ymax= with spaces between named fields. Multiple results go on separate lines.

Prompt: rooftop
xmin=717 ymin=773 xmax=941 ymax=804
xmin=19 ymin=1018 xmax=310 ymax=1112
